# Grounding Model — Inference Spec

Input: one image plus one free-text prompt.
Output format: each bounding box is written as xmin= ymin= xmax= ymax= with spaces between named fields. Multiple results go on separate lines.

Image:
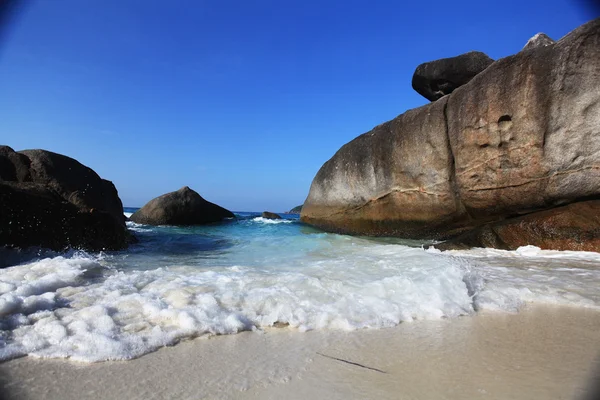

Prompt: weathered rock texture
xmin=130 ymin=186 xmax=234 ymax=225
xmin=262 ymin=211 xmax=282 ymax=219
xmin=302 ymin=18 xmax=600 ymax=251
xmin=412 ymin=51 xmax=494 ymax=101
xmin=0 ymin=146 xmax=130 ymax=251
xmin=522 ymin=33 xmax=555 ymax=51
xmin=436 ymin=200 xmax=600 ymax=251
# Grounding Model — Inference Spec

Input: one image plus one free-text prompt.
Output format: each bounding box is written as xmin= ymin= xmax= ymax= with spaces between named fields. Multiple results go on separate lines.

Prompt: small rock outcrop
xmin=130 ymin=186 xmax=234 ymax=225
xmin=288 ymin=205 xmax=303 ymax=214
xmin=262 ymin=211 xmax=282 ymax=220
xmin=302 ymin=18 xmax=600 ymax=251
xmin=521 ymin=33 xmax=555 ymax=51
xmin=0 ymin=146 xmax=130 ymax=251
xmin=411 ymin=51 xmax=494 ymax=101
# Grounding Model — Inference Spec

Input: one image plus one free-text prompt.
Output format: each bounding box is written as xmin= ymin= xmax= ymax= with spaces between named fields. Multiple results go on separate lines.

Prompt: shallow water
xmin=1 ymin=211 xmax=599 ymax=362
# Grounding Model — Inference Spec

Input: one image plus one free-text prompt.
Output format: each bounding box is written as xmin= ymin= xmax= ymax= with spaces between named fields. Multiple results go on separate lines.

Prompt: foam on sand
xmin=1 ymin=243 xmax=599 ymax=362
xmin=1 ymin=305 xmax=599 ymax=400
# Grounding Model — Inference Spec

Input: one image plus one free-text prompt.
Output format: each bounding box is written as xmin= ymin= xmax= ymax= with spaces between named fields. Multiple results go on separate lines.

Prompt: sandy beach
xmin=1 ymin=304 xmax=599 ymax=400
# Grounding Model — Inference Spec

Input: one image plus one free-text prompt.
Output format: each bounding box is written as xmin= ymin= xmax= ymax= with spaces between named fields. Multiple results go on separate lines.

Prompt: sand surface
xmin=1 ymin=305 xmax=599 ymax=400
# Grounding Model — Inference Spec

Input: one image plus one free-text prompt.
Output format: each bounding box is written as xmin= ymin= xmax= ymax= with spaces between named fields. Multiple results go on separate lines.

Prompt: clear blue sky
xmin=0 ymin=1 xmax=596 ymax=211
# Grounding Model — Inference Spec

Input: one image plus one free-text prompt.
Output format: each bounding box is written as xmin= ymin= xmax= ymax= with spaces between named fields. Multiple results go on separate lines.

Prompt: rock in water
xmin=521 ymin=33 xmax=555 ymax=51
xmin=130 ymin=186 xmax=234 ymax=225
xmin=0 ymin=146 xmax=130 ymax=252
xmin=288 ymin=205 xmax=303 ymax=214
xmin=302 ymin=18 xmax=600 ymax=251
xmin=411 ymin=51 xmax=494 ymax=101
xmin=262 ymin=211 xmax=282 ymax=219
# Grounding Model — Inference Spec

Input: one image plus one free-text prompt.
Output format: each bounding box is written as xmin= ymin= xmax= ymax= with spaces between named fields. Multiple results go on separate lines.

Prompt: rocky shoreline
xmin=0 ymin=147 xmax=234 ymax=255
xmin=2 ymin=19 xmax=600 ymax=255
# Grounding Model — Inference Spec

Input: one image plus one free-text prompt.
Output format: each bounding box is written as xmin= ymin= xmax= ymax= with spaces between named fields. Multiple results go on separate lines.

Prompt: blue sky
xmin=0 ymin=1 xmax=596 ymax=211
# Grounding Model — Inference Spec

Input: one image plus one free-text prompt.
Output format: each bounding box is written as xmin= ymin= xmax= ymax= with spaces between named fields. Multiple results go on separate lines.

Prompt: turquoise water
xmin=121 ymin=209 xmax=425 ymax=271
xmin=1 ymin=209 xmax=600 ymax=361
xmin=122 ymin=209 xmax=324 ymax=270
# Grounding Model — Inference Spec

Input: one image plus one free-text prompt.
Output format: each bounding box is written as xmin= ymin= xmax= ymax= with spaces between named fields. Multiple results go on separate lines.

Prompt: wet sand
xmin=1 ymin=305 xmax=599 ymax=400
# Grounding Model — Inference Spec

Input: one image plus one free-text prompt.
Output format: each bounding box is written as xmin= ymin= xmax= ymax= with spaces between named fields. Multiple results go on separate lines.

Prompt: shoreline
xmin=1 ymin=304 xmax=599 ymax=400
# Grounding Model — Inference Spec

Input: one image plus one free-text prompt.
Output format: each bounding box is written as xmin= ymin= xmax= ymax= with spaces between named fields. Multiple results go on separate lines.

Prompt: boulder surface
xmin=288 ymin=205 xmax=303 ymax=214
xmin=412 ymin=51 xmax=494 ymax=101
xmin=302 ymin=18 xmax=600 ymax=251
xmin=262 ymin=211 xmax=282 ymax=219
xmin=435 ymin=200 xmax=600 ymax=252
xmin=0 ymin=146 xmax=130 ymax=251
xmin=130 ymin=186 xmax=234 ymax=225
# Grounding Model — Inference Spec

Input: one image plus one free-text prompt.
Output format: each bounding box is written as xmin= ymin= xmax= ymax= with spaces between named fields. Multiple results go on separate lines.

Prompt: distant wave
xmin=251 ymin=217 xmax=293 ymax=224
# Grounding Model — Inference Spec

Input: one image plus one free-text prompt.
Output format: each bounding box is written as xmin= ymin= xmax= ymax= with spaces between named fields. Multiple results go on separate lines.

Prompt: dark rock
xmin=0 ymin=146 xmax=130 ymax=252
xmin=0 ymin=182 xmax=131 ymax=252
xmin=262 ymin=211 xmax=282 ymax=219
xmin=302 ymin=19 xmax=600 ymax=251
xmin=412 ymin=51 xmax=494 ymax=101
xmin=130 ymin=186 xmax=234 ymax=225
xmin=288 ymin=205 xmax=303 ymax=214
xmin=521 ymin=33 xmax=555 ymax=51
xmin=20 ymin=149 xmax=125 ymax=225
xmin=435 ymin=201 xmax=600 ymax=251
xmin=0 ymin=145 xmax=31 ymax=182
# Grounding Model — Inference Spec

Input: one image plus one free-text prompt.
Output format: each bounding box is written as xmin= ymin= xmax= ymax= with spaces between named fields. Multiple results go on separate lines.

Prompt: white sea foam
xmin=431 ymin=245 xmax=600 ymax=311
xmin=125 ymin=221 xmax=153 ymax=233
xmin=1 ymin=243 xmax=599 ymax=362
xmin=251 ymin=217 xmax=293 ymax=224
xmin=124 ymin=212 xmax=133 ymax=218
xmin=429 ymin=244 xmax=600 ymax=261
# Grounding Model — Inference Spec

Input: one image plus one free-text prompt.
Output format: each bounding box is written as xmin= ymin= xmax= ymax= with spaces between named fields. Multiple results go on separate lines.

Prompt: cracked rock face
xmin=301 ymin=18 xmax=600 ymax=249
xmin=301 ymin=97 xmax=466 ymax=238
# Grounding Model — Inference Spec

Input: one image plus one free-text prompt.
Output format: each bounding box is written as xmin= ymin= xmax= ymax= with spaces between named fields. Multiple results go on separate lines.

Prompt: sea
xmin=1 ymin=207 xmax=599 ymax=362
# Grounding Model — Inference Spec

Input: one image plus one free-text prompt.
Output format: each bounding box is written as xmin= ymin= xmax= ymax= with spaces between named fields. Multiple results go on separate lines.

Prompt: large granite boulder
xmin=412 ymin=51 xmax=494 ymax=101
xmin=0 ymin=146 xmax=130 ymax=251
xmin=521 ymin=33 xmax=555 ymax=51
xmin=302 ymin=18 xmax=600 ymax=251
xmin=301 ymin=97 xmax=461 ymax=239
xmin=262 ymin=211 xmax=282 ymax=219
xmin=130 ymin=186 xmax=234 ymax=225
